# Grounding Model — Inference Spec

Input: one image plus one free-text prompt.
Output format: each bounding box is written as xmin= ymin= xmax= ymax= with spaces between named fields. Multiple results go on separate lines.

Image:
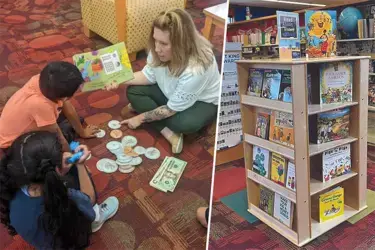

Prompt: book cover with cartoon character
xmin=253 ymin=146 xmax=271 ymax=178
xmin=262 ymin=69 xmax=282 ymax=100
xmin=322 ymin=144 xmax=351 ymax=182
xmin=259 ymin=186 xmax=275 ymax=216
xmin=271 ymin=153 xmax=287 ymax=186
xmin=73 ymin=42 xmax=134 ymax=92
xmin=248 ymin=69 xmax=264 ymax=97
xmin=305 ymin=10 xmax=337 ymax=58
xmin=269 ymin=111 xmax=294 ymax=148
xmin=255 ymin=112 xmax=270 ymax=139
xmin=320 ymin=62 xmax=353 ymax=104
xmin=286 ymin=161 xmax=296 ymax=191
xmin=279 ymin=70 xmax=292 ymax=103
xmin=319 ymin=187 xmax=344 ymax=222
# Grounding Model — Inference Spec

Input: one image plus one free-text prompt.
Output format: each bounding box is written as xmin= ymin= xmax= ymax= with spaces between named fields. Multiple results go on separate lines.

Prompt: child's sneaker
xmin=92 ymin=196 xmax=119 ymax=233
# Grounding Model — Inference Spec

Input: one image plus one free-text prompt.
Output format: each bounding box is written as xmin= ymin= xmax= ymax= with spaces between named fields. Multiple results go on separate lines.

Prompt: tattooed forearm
xmin=142 ymin=105 xmax=176 ymax=123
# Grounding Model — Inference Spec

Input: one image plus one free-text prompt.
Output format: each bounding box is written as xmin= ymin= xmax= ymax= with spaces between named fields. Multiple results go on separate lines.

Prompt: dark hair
xmin=0 ymin=131 xmax=91 ymax=249
xmin=39 ymin=61 xmax=84 ymax=101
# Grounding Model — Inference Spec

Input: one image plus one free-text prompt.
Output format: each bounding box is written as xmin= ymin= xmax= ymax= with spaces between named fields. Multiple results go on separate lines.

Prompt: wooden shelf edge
xmin=241 ymin=95 xmax=293 ymax=113
xmin=247 ymin=169 xmax=296 ymax=203
xmin=310 ymin=205 xmax=367 ymax=240
xmin=215 ymin=144 xmax=244 ymax=166
xmin=236 ymin=56 xmax=370 ymax=65
xmin=369 ymin=106 xmax=375 ymax=112
xmin=337 ymin=38 xmax=375 ymax=42
xmin=244 ymin=134 xmax=295 ymax=160
xmin=248 ymin=204 xmax=298 ymax=245
xmin=308 ymin=102 xmax=358 ymax=115
xmin=309 ymin=137 xmax=358 ymax=157
xmin=310 ymin=172 xmax=358 ymax=196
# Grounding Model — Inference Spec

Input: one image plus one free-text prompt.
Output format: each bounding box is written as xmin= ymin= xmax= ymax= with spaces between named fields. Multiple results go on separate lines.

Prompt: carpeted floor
xmin=0 ymin=0 xmax=224 ymax=249
xmin=209 ymin=146 xmax=375 ymax=249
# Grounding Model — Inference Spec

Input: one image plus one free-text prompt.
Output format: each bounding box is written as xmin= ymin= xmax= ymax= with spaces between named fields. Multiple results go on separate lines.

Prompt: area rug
xmin=0 ymin=0 xmax=225 ymax=249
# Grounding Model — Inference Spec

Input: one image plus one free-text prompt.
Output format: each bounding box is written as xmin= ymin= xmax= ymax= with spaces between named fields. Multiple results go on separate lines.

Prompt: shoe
xmin=171 ymin=133 xmax=183 ymax=154
xmin=196 ymin=207 xmax=208 ymax=228
xmin=92 ymin=196 xmax=119 ymax=233
xmin=121 ymin=103 xmax=135 ymax=119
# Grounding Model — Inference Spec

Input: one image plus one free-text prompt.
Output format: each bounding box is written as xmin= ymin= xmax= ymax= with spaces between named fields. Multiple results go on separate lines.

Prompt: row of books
xmin=357 ymin=18 xmax=375 ymax=39
xmin=260 ymin=185 xmax=345 ymax=227
xmin=248 ymin=61 xmax=354 ymax=105
xmin=255 ymin=106 xmax=351 ymax=147
xmin=253 ymin=142 xmax=351 ymax=187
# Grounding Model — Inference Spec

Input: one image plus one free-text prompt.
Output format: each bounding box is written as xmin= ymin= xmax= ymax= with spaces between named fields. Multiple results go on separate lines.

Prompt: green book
xmin=259 ymin=186 xmax=274 ymax=216
xmin=72 ymin=42 xmax=134 ymax=92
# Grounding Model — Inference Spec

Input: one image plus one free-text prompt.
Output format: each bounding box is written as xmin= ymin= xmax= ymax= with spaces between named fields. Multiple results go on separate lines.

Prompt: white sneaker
xmin=92 ymin=196 xmax=119 ymax=233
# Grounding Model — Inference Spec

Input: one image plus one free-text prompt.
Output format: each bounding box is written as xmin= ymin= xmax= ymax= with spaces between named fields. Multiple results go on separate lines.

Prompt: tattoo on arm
xmin=142 ymin=105 xmax=176 ymax=123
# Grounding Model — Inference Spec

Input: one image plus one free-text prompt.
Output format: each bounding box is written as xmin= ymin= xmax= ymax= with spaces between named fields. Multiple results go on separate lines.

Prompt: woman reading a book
xmin=105 ymin=8 xmax=220 ymax=153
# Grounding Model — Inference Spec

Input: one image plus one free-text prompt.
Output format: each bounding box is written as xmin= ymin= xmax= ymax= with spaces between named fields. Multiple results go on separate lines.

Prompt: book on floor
xmin=273 ymin=193 xmax=294 ymax=227
xmin=259 ymin=186 xmax=275 ymax=216
xmin=252 ymin=146 xmax=271 ymax=178
xmin=72 ymin=42 xmax=134 ymax=92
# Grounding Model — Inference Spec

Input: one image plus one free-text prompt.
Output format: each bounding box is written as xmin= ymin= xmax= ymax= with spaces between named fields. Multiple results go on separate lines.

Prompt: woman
xmin=106 ymin=8 xmax=220 ymax=154
xmin=0 ymin=131 xmax=118 ymax=249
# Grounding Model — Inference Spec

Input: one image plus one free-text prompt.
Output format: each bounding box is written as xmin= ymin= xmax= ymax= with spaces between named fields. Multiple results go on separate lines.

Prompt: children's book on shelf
xmin=305 ymin=10 xmax=337 ymax=58
xmin=255 ymin=112 xmax=270 ymax=139
xmin=322 ymin=144 xmax=351 ymax=182
xmin=271 ymin=153 xmax=287 ymax=186
xmin=273 ymin=193 xmax=294 ymax=227
xmin=269 ymin=111 xmax=294 ymax=148
xmin=72 ymin=42 xmax=134 ymax=92
xmin=253 ymin=146 xmax=271 ymax=178
xmin=286 ymin=161 xmax=296 ymax=191
xmin=278 ymin=70 xmax=292 ymax=103
xmin=369 ymin=84 xmax=375 ymax=106
xmin=318 ymin=187 xmax=344 ymax=222
xmin=320 ymin=62 xmax=353 ymax=104
xmin=262 ymin=69 xmax=282 ymax=100
xmin=259 ymin=186 xmax=275 ymax=216
xmin=248 ymin=69 xmax=264 ymax=96
xmin=308 ymin=73 xmax=312 ymax=104
xmin=309 ymin=107 xmax=350 ymax=144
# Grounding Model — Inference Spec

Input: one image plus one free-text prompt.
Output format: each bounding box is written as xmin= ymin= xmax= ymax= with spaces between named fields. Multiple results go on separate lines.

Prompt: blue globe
xmin=338 ymin=7 xmax=363 ymax=39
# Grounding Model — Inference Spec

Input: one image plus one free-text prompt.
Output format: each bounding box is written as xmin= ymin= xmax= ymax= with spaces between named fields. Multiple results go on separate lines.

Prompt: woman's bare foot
xmin=161 ymin=127 xmax=183 ymax=154
xmin=121 ymin=103 xmax=136 ymax=119
xmin=196 ymin=207 xmax=208 ymax=228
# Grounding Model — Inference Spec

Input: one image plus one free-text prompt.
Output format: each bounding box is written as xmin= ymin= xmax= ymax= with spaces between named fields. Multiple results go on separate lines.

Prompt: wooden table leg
xmin=202 ymin=16 xmax=216 ymax=40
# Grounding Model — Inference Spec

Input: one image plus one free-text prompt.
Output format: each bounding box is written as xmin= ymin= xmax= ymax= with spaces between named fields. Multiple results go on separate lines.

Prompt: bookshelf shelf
xmin=309 ymin=137 xmax=358 ymax=157
xmin=310 ymin=172 xmax=358 ymax=195
xmin=244 ymin=134 xmax=294 ymax=160
xmin=238 ymin=56 xmax=369 ymax=247
xmin=248 ymin=204 xmax=298 ymax=245
xmin=337 ymin=38 xmax=375 ymax=43
xmin=309 ymin=205 xmax=367 ymax=242
xmin=370 ymin=73 xmax=375 ymax=76
xmin=247 ymin=170 xmax=296 ymax=203
xmin=369 ymin=106 xmax=375 ymax=112
xmin=243 ymin=44 xmax=279 ymax=48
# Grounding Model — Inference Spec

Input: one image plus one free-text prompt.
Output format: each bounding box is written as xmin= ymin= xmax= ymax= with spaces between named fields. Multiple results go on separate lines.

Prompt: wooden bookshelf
xmin=238 ymin=56 xmax=369 ymax=246
xmin=337 ymin=38 xmax=375 ymax=42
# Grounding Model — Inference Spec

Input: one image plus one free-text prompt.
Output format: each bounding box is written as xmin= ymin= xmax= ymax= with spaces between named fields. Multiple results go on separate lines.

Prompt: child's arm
xmin=62 ymin=100 xmax=100 ymax=138
xmin=103 ymin=71 xmax=153 ymax=90
xmin=36 ymin=123 xmax=70 ymax=151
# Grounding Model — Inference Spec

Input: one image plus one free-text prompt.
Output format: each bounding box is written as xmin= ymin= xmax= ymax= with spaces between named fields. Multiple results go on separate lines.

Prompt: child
xmin=0 ymin=131 xmax=118 ymax=249
xmin=0 ymin=61 xmax=99 ymax=152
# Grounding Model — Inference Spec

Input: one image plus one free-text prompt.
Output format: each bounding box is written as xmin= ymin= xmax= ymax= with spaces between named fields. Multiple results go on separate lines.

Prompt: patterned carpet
xmin=209 ymin=147 xmax=375 ymax=250
xmin=0 ymin=0 xmax=224 ymax=249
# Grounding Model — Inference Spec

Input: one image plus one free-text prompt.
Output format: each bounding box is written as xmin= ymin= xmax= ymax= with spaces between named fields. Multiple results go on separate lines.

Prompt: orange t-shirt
xmin=0 ymin=75 xmax=63 ymax=148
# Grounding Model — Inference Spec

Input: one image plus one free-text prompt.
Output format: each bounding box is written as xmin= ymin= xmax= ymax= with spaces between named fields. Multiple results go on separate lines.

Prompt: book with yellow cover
xmin=270 ymin=153 xmax=287 ymax=186
xmin=319 ymin=187 xmax=344 ymax=222
xmin=269 ymin=111 xmax=294 ymax=148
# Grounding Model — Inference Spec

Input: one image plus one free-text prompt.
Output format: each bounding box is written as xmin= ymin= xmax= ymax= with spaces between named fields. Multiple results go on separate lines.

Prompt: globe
xmin=338 ymin=7 xmax=363 ymax=39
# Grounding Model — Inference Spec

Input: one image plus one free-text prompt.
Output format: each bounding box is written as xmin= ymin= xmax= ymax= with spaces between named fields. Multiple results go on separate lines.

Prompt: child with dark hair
xmin=0 ymin=131 xmax=118 ymax=249
xmin=0 ymin=61 xmax=100 ymax=152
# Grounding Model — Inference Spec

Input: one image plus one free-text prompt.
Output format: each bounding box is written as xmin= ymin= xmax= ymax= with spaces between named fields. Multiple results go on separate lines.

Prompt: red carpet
xmin=0 ymin=0 xmax=224 ymax=249
xmin=212 ymin=159 xmax=247 ymax=201
xmin=209 ymin=146 xmax=375 ymax=249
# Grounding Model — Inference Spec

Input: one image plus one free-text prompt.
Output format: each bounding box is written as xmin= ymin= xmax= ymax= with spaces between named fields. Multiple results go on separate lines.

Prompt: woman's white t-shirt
xmin=141 ymin=52 xmax=220 ymax=112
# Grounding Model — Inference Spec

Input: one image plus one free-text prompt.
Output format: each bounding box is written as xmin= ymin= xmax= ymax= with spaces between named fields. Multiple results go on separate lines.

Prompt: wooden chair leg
xmin=83 ymin=25 xmax=96 ymax=38
xmin=128 ymin=52 xmax=137 ymax=62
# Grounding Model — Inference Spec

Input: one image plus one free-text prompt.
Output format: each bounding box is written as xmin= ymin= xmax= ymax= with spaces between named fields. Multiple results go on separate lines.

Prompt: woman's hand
xmin=120 ymin=115 xmax=143 ymax=129
xmin=74 ymin=144 xmax=91 ymax=164
xmin=103 ymin=80 xmax=119 ymax=91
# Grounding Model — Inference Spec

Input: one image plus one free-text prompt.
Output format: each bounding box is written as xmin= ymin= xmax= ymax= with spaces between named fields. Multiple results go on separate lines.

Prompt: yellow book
xmin=270 ymin=153 xmax=286 ymax=186
xmin=319 ymin=187 xmax=344 ymax=222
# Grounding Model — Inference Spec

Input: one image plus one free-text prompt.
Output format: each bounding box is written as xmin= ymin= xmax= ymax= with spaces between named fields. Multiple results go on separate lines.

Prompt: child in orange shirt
xmin=0 ymin=61 xmax=99 ymax=152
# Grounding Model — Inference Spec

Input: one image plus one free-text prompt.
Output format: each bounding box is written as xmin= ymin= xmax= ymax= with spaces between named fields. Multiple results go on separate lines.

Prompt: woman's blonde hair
xmin=148 ymin=8 xmax=214 ymax=77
